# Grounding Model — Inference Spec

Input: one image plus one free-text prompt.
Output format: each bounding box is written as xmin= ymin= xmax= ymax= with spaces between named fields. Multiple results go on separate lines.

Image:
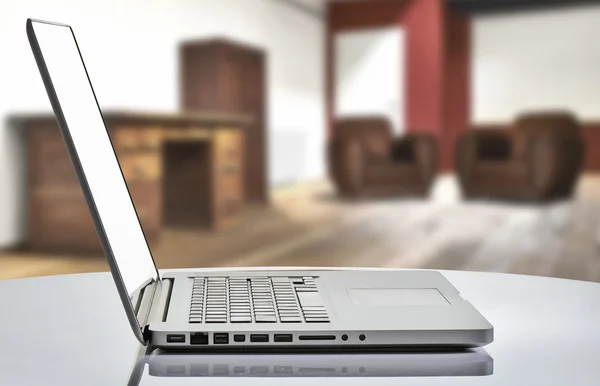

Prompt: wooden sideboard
xmin=11 ymin=111 xmax=248 ymax=253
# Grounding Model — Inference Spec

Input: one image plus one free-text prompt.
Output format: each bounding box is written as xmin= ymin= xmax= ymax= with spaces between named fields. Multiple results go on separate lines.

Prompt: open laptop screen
xmin=28 ymin=21 xmax=159 ymax=300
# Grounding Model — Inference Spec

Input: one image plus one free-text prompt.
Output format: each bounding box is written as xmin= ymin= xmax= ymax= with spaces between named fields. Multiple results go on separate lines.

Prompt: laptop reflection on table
xmin=128 ymin=348 xmax=493 ymax=384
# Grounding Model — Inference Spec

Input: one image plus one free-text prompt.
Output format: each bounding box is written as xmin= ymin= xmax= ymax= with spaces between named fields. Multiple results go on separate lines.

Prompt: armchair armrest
xmin=327 ymin=137 xmax=364 ymax=197
xmin=456 ymin=130 xmax=517 ymax=186
xmin=391 ymin=134 xmax=438 ymax=183
xmin=524 ymin=131 xmax=584 ymax=198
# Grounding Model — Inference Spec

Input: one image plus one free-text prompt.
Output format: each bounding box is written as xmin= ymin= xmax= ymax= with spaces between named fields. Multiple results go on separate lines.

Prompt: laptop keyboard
xmin=188 ymin=276 xmax=330 ymax=324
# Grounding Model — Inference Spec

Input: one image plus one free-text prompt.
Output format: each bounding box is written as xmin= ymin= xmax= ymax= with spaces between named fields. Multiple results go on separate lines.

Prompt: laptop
xmin=26 ymin=18 xmax=494 ymax=350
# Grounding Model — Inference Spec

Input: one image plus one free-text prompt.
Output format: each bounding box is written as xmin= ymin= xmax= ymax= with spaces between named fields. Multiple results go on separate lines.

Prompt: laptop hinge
xmin=143 ymin=278 xmax=174 ymax=331
xmin=135 ymin=280 xmax=157 ymax=337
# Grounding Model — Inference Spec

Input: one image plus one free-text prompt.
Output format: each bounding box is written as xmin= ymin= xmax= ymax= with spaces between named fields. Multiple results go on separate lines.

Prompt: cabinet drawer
xmin=127 ymin=181 xmax=162 ymax=233
xmin=216 ymin=174 xmax=243 ymax=197
xmin=119 ymin=154 xmax=162 ymax=181
xmin=29 ymin=128 xmax=78 ymax=185
xmin=215 ymin=131 xmax=243 ymax=165
xmin=113 ymin=127 xmax=162 ymax=152
xmin=215 ymin=176 xmax=243 ymax=218
xmin=28 ymin=182 xmax=161 ymax=251
xmin=29 ymin=192 xmax=100 ymax=251
xmin=216 ymin=194 xmax=243 ymax=218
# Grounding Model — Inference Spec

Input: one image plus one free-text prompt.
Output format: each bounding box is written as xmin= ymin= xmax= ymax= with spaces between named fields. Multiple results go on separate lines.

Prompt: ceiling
xmin=274 ymin=0 xmax=326 ymax=17
xmin=447 ymin=0 xmax=600 ymax=14
xmin=276 ymin=0 xmax=600 ymax=18
xmin=293 ymin=0 xmax=327 ymax=10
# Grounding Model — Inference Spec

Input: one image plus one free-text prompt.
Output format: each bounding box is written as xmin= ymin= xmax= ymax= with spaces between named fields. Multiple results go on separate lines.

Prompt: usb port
xmin=166 ymin=334 xmax=186 ymax=343
xmin=274 ymin=334 xmax=293 ymax=342
xmin=250 ymin=334 xmax=269 ymax=343
xmin=214 ymin=333 xmax=229 ymax=344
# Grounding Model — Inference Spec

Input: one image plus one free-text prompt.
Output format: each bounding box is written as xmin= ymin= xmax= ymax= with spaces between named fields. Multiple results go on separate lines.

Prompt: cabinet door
xmin=180 ymin=44 xmax=221 ymax=111
xmin=219 ymin=49 xmax=245 ymax=113
xmin=240 ymin=53 xmax=268 ymax=203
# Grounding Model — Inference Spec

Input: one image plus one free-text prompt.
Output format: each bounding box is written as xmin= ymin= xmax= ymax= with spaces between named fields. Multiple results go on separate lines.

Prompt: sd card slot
xmin=298 ymin=335 xmax=336 ymax=341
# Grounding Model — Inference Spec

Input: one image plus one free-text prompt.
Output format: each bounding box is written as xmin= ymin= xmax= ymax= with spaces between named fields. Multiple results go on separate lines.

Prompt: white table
xmin=1 ymin=268 xmax=599 ymax=385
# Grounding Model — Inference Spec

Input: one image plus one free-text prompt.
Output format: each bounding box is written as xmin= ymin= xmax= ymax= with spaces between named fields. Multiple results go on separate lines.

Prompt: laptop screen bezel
xmin=26 ymin=18 xmax=160 ymax=345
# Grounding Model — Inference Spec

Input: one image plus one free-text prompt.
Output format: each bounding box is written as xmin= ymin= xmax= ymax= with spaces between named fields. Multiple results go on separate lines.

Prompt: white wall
xmin=334 ymin=28 xmax=405 ymax=134
xmin=473 ymin=4 xmax=600 ymax=123
xmin=0 ymin=0 xmax=325 ymax=247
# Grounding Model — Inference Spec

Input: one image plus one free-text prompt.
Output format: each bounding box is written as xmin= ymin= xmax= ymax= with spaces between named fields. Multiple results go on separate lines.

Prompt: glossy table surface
xmin=1 ymin=267 xmax=599 ymax=385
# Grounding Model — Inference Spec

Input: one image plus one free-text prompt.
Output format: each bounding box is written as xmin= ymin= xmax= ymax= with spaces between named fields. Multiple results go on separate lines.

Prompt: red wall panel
xmin=401 ymin=0 xmax=445 ymax=135
xmin=581 ymin=124 xmax=600 ymax=171
xmin=442 ymin=9 xmax=471 ymax=171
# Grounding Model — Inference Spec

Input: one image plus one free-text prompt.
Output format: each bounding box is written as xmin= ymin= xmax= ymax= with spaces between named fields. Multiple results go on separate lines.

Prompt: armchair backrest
xmin=516 ymin=112 xmax=580 ymax=138
xmin=333 ymin=117 xmax=393 ymax=159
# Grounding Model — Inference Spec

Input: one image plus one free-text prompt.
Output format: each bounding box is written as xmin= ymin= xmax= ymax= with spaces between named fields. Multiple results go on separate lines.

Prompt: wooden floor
xmin=2 ymin=175 xmax=600 ymax=282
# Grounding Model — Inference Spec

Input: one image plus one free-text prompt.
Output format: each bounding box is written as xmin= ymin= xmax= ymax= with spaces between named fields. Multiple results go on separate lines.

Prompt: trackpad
xmin=348 ymin=288 xmax=450 ymax=306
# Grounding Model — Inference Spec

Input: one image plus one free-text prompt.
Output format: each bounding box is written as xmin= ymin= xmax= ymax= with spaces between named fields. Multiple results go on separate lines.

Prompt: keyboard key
xmin=301 ymin=306 xmax=326 ymax=311
xmin=280 ymin=317 xmax=302 ymax=323
xmin=297 ymin=292 xmax=324 ymax=307
xmin=229 ymin=311 xmax=252 ymax=317
xmin=305 ymin=317 xmax=330 ymax=323
xmin=303 ymin=313 xmax=328 ymax=318
xmin=256 ymin=318 xmax=277 ymax=323
xmin=231 ymin=317 xmax=252 ymax=323
xmin=206 ymin=310 xmax=227 ymax=315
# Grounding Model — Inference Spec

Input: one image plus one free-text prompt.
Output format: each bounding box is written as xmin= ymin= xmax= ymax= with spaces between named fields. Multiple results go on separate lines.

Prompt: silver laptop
xmin=26 ymin=18 xmax=493 ymax=350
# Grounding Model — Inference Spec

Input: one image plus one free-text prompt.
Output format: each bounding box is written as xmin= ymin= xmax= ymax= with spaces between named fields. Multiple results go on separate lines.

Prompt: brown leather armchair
xmin=328 ymin=117 xmax=437 ymax=198
xmin=456 ymin=112 xmax=585 ymax=201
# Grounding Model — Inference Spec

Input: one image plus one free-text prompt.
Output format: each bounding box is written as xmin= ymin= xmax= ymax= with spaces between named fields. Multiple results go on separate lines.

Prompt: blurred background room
xmin=1 ymin=0 xmax=599 ymax=282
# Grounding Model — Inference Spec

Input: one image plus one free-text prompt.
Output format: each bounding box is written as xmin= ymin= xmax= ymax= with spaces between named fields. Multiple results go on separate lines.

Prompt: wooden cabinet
xmin=15 ymin=111 xmax=247 ymax=253
xmin=180 ymin=39 xmax=268 ymax=204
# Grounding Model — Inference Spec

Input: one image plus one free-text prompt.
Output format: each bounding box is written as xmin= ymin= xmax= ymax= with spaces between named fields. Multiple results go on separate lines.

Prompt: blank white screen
xmin=32 ymin=22 xmax=158 ymax=297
